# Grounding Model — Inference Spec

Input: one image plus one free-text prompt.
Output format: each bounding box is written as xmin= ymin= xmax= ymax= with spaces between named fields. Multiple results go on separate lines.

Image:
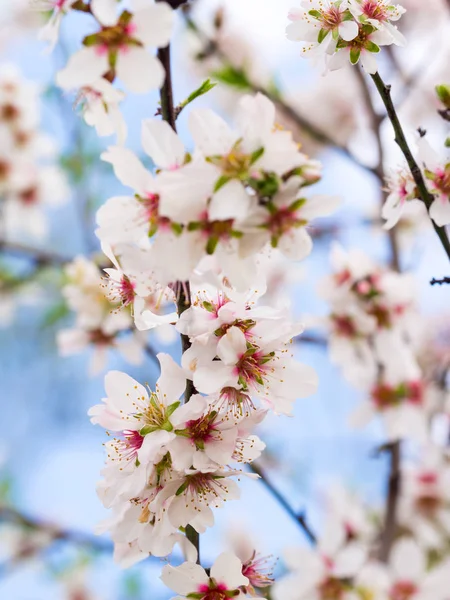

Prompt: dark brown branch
xmin=430 ymin=276 xmax=450 ymax=286
xmin=370 ymin=72 xmax=450 ymax=263
xmin=249 ymin=463 xmax=316 ymax=545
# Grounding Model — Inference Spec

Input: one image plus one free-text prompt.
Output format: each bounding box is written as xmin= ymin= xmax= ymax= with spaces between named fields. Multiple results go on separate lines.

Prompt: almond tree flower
xmin=101 ymin=243 xmax=178 ymax=331
xmin=345 ymin=0 xmax=407 ymax=45
xmin=56 ymin=1 xmax=174 ymax=94
xmin=57 ymin=325 xmax=146 ymax=376
xmin=88 ymin=353 xmax=186 ymax=464
xmin=242 ymin=177 xmax=341 ymax=261
xmin=355 ymin=538 xmax=450 ymax=600
xmin=192 ymin=325 xmax=318 ymax=415
xmin=329 ymin=25 xmax=395 ymax=74
xmin=167 ymin=394 xmax=241 ymax=472
xmin=71 ymin=79 xmax=127 ymax=144
xmin=351 ymin=372 xmax=433 ymax=442
xmin=32 ymin=0 xmax=76 ymax=52
xmin=150 ymin=468 xmax=246 ymax=533
xmin=398 ymin=448 xmax=450 ymax=549
xmin=161 ymin=552 xmax=249 ymax=600
xmin=382 ymin=167 xmax=420 ymax=229
xmin=272 ymin=517 xmax=367 ymax=600
xmin=418 ymin=138 xmax=450 ymax=227
xmin=286 ymin=1 xmax=359 ymax=53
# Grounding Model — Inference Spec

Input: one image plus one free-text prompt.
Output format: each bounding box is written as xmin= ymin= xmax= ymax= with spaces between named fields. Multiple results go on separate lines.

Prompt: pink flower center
xmin=318 ymin=575 xmax=346 ymax=600
xmin=361 ymin=0 xmax=389 ymax=21
xmin=418 ymin=471 xmax=438 ymax=486
xmin=197 ymin=583 xmax=228 ymax=600
xmin=390 ymin=580 xmax=418 ymax=600
xmin=331 ymin=314 xmax=358 ymax=338
xmin=242 ymin=552 xmax=275 ymax=589
xmin=185 ymin=413 xmax=219 ymax=446
xmin=109 ymin=430 xmax=144 ymax=465
xmin=371 ymin=380 xmax=424 ymax=411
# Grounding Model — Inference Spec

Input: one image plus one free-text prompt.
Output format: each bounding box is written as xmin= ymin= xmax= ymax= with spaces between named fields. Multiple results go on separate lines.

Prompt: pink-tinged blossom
xmin=418 ymin=138 xmax=450 ymax=227
xmin=32 ymin=0 xmax=76 ymax=52
xmin=161 ymin=552 xmax=249 ymax=600
xmin=273 ymin=517 xmax=367 ymax=600
xmin=382 ymin=167 xmax=420 ymax=229
xmin=56 ymin=2 xmax=174 ymax=93
xmin=356 ymin=538 xmax=450 ymax=600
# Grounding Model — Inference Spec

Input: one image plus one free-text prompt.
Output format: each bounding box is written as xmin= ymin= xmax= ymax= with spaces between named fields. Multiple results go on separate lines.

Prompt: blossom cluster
xmin=274 ymin=479 xmax=450 ymax=600
xmin=286 ymin=0 xmax=406 ymax=74
xmin=317 ymin=244 xmax=446 ymax=442
xmin=383 ymin=138 xmax=450 ymax=229
xmin=0 ymin=64 xmax=68 ymax=240
xmin=97 ymin=92 xmax=339 ymax=292
xmin=34 ymin=0 xmax=175 ymax=143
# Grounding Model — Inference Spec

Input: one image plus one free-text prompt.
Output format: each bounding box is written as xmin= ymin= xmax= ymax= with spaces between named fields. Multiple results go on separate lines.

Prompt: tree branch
xmin=370 ymin=72 xmax=450 ymax=263
xmin=249 ymin=463 xmax=317 ymax=545
xmin=156 ymin=32 xmax=200 ymax=562
xmin=378 ymin=442 xmax=401 ymax=562
xmin=430 ymin=276 xmax=450 ymax=286
xmin=0 ymin=240 xmax=70 ymax=266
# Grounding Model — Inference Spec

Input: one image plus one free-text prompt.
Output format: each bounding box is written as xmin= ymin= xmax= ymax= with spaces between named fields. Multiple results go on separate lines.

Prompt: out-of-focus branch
xmin=378 ymin=442 xmax=401 ymax=562
xmin=0 ymin=240 xmax=70 ymax=266
xmin=183 ymin=13 xmax=378 ymax=177
xmin=249 ymin=462 xmax=317 ymax=545
xmin=0 ymin=505 xmax=112 ymax=553
xmin=370 ymin=72 xmax=450 ymax=263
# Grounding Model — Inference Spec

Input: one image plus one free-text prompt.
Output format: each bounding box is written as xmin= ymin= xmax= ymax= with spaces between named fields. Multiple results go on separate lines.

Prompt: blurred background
xmin=0 ymin=0 xmax=449 ymax=598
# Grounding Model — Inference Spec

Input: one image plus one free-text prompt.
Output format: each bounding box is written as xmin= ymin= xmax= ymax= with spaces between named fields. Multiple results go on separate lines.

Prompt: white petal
xmin=56 ymin=47 xmax=109 ymax=89
xmin=209 ymin=180 xmax=251 ymax=221
xmin=210 ymin=552 xmax=249 ymax=589
xmin=189 ymin=108 xmax=237 ymax=155
xmin=217 ymin=326 xmax=247 ymax=364
xmin=132 ymin=2 xmax=174 ymax=47
xmin=160 ymin=562 xmax=209 ymax=595
xmin=301 ymin=194 xmax=342 ymax=220
xmin=278 ymin=228 xmax=313 ymax=261
xmin=90 ymin=0 xmax=118 ymax=26
xmin=156 ymin=353 xmax=187 ymax=402
xmin=429 ymin=197 xmax=450 ymax=227
xmin=339 ymin=20 xmax=359 ymax=42
xmin=116 ymin=47 xmax=164 ymax=93
xmin=142 ymin=119 xmax=185 ymax=169
xmin=390 ymin=538 xmax=425 ymax=581
xmin=101 ymin=146 xmax=155 ymax=195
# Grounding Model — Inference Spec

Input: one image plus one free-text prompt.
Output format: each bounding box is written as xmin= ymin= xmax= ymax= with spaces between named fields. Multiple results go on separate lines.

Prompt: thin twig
xmin=0 ymin=506 xmax=112 ymax=553
xmin=0 ymin=240 xmax=70 ymax=266
xmin=430 ymin=276 xmax=450 ymax=286
xmin=249 ymin=463 xmax=316 ymax=545
xmin=370 ymin=72 xmax=450 ymax=263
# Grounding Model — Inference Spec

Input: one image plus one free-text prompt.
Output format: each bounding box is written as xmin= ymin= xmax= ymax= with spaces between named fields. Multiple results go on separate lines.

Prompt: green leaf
xmin=180 ymin=79 xmax=217 ymax=111
xmin=211 ymin=64 xmax=251 ymax=90
xmin=365 ymin=41 xmax=380 ymax=53
xmin=318 ymin=29 xmax=329 ymax=44
xmin=41 ymin=302 xmax=69 ymax=329
xmin=350 ymin=47 xmax=361 ymax=65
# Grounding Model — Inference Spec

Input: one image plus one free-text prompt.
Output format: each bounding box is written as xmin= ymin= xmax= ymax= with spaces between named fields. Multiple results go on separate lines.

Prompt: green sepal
xmin=308 ymin=9 xmax=321 ymax=18
xmin=166 ymin=401 xmax=181 ymax=418
xmin=148 ymin=221 xmax=158 ymax=237
xmin=318 ymin=28 xmax=329 ymax=44
xmin=365 ymin=41 xmax=380 ymax=53
xmin=249 ymin=147 xmax=264 ymax=165
xmin=350 ymin=47 xmax=361 ymax=65
xmin=206 ymin=236 xmax=219 ymax=255
xmin=175 ymin=480 xmax=189 ymax=496
xmin=289 ymin=197 xmax=307 ymax=212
